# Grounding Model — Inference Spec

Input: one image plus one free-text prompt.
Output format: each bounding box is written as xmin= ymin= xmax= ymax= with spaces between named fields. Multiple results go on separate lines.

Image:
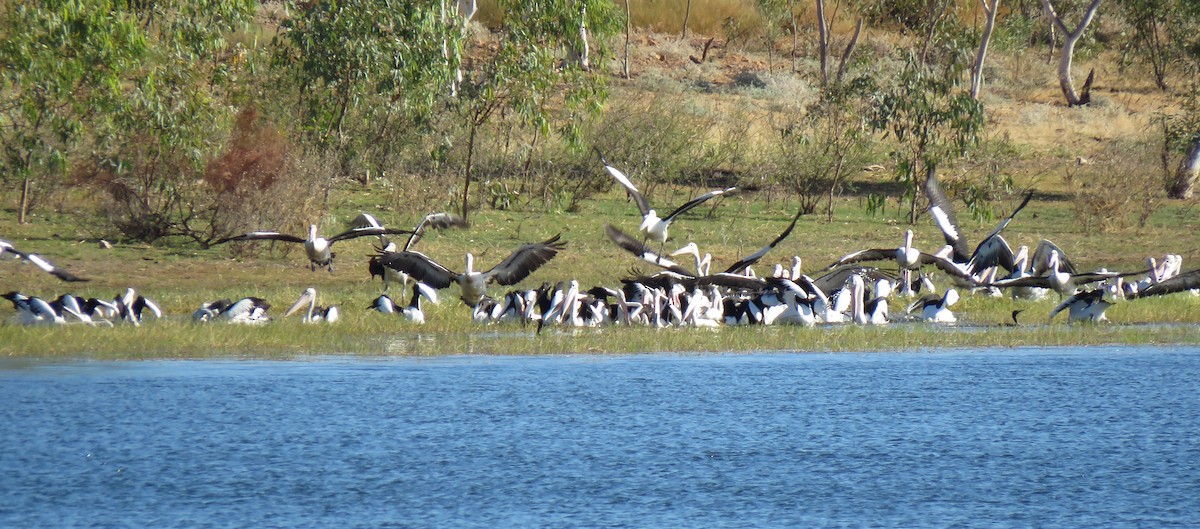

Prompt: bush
xmin=1064 ymin=139 xmax=1166 ymax=232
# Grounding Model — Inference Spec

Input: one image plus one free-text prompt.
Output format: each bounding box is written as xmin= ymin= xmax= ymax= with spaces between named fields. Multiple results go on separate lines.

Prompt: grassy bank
xmin=3 ymin=189 xmax=1200 ymax=358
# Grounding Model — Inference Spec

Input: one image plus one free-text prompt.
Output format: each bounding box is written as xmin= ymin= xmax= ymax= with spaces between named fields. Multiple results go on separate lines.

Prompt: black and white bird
xmin=368 ymin=212 xmax=468 ymax=291
xmin=217 ymin=224 xmax=414 ymax=272
xmin=596 ymin=149 xmax=736 ymax=247
xmin=193 ymin=297 xmax=271 ymax=325
xmin=924 ymin=169 xmax=1034 ymax=276
xmin=907 ymin=288 xmax=960 ymax=323
xmin=115 ymin=288 xmax=162 ymax=326
xmin=374 ymin=234 xmax=566 ymax=307
xmin=284 ymin=287 xmax=339 ymax=323
xmin=1049 ymin=288 xmax=1113 ymax=323
xmin=2 ymin=292 xmax=64 ymax=325
xmin=369 ymin=283 xmax=438 ymax=324
xmin=826 ymin=229 xmax=977 ymax=288
xmin=0 ymin=238 xmax=89 ymax=282
xmin=991 ymin=240 xmax=1145 ymax=298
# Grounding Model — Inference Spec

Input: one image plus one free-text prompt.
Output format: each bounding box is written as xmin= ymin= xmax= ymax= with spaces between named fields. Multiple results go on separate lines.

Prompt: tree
xmin=1120 ymin=0 xmax=1200 ymax=91
xmin=450 ymin=0 xmax=620 ymax=222
xmin=970 ymin=0 xmax=1001 ymax=99
xmin=0 ymin=2 xmax=146 ymax=224
xmin=814 ymin=0 xmax=864 ymax=88
xmin=80 ymin=1 xmax=259 ymax=243
xmin=272 ymin=1 xmax=460 ymax=181
xmin=872 ymin=53 xmax=985 ymax=224
xmin=1040 ymin=0 xmax=1104 ymax=106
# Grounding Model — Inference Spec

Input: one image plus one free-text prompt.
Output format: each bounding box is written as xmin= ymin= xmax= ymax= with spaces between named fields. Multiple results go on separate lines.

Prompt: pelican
xmin=284 ymin=288 xmax=339 ymax=323
xmin=115 ymin=288 xmax=161 ymax=326
xmin=217 ymin=224 xmax=414 ymax=272
xmin=1049 ymin=289 xmax=1112 ymax=323
xmin=991 ymin=245 xmax=1144 ymax=298
xmin=826 ymin=230 xmax=977 ymax=288
xmin=374 ymin=234 xmax=566 ymax=307
xmin=907 ymin=288 xmax=960 ymax=323
xmin=924 ymin=169 xmax=1033 ymax=276
xmin=397 ymin=282 xmax=438 ymax=324
xmin=194 ymin=297 xmax=271 ymax=324
xmin=0 ymin=238 xmax=89 ymax=282
xmin=596 ymin=149 xmax=736 ymax=246
xmin=368 ymin=212 xmax=468 ymax=291
xmin=2 ymin=292 xmax=64 ymax=325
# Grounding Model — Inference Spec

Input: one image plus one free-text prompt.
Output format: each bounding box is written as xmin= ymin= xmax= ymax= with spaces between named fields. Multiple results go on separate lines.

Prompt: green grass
xmin=3 ymin=187 xmax=1200 ymax=358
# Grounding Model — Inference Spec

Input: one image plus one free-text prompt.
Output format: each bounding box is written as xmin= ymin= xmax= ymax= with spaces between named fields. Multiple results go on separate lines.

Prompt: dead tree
xmin=815 ymin=0 xmax=863 ymax=88
xmin=1040 ymin=0 xmax=1103 ymax=107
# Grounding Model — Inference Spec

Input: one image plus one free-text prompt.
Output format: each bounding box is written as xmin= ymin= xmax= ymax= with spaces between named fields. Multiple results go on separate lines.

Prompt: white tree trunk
xmin=970 ymin=0 xmax=1000 ymax=100
xmin=1169 ymin=138 xmax=1200 ymax=199
xmin=1041 ymin=0 xmax=1103 ymax=106
xmin=623 ymin=0 xmax=631 ymax=78
xmin=816 ymin=0 xmax=829 ymax=87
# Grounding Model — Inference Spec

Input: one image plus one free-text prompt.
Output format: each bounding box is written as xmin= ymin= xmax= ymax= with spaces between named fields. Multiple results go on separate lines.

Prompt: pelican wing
xmin=1032 ymin=239 xmax=1077 ymax=275
xmin=973 ymin=192 xmax=1033 ymax=259
xmin=826 ymin=248 xmax=895 ymax=269
xmin=375 ymin=251 xmax=458 ymax=289
xmin=216 ymin=231 xmax=306 ymax=244
xmin=484 ymin=234 xmax=567 ymax=286
xmin=1132 ymin=269 xmax=1200 ymax=299
xmin=990 ymin=275 xmax=1052 ymax=289
xmin=21 ymin=251 xmax=88 ymax=282
xmin=924 ymin=168 xmax=970 ymax=263
xmin=916 ymin=253 xmax=977 ymax=282
xmin=967 ymin=233 xmax=1016 ymax=275
xmin=605 ymin=224 xmax=694 ymax=276
xmin=327 ymin=226 xmax=415 ymax=243
xmin=595 ymin=148 xmax=650 ymax=216
xmin=724 ymin=209 xmax=801 ymax=274
xmin=350 ymin=212 xmax=384 ymax=229
xmin=404 ymin=212 xmax=469 ymax=251
xmin=661 ymin=187 xmax=737 ymax=223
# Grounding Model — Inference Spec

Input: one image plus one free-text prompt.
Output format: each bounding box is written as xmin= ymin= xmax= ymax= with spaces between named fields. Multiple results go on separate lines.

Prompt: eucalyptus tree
xmin=871 ymin=53 xmax=984 ymax=224
xmin=0 ymin=1 xmax=254 ymax=230
xmin=0 ymin=2 xmax=145 ymax=224
xmin=449 ymin=0 xmax=620 ymax=222
xmin=271 ymin=1 xmax=461 ymax=182
xmin=1040 ymin=0 xmax=1104 ymax=106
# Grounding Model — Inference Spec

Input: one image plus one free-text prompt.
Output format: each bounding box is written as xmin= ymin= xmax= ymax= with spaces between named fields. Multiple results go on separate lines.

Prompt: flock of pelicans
xmin=4 ymin=155 xmax=1200 ymax=331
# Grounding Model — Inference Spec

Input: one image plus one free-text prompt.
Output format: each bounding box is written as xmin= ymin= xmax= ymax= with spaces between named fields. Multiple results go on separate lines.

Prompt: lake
xmin=2 ymin=346 xmax=1198 ymax=528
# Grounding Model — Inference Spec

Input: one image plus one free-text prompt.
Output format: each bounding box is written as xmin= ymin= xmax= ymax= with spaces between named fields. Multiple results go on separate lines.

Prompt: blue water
xmin=2 ymin=347 xmax=1199 ymax=528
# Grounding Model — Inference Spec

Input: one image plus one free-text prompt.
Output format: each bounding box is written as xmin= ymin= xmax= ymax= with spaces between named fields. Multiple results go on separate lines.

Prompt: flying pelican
xmin=368 ymin=212 xmax=469 ymax=291
xmin=374 ymin=234 xmax=566 ymax=307
xmin=924 ymin=169 xmax=1034 ymax=276
xmin=991 ymin=245 xmax=1144 ymax=298
xmin=596 ymin=149 xmax=736 ymax=247
xmin=217 ymin=224 xmax=414 ymax=272
xmin=826 ymin=229 xmax=977 ymax=287
xmin=0 ymin=238 xmax=89 ymax=282
xmin=284 ymin=287 xmax=339 ymax=323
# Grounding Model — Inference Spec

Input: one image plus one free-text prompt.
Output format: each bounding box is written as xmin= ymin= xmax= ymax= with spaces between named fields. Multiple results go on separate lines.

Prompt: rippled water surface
xmin=2 ymin=347 xmax=1199 ymax=528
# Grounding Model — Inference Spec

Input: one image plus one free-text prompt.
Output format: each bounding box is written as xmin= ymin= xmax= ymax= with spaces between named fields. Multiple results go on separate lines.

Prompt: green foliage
xmin=448 ymin=0 xmax=622 ymax=221
xmin=0 ymin=1 xmax=147 ymax=218
xmin=870 ymin=52 xmax=984 ymax=224
xmin=271 ymin=0 xmax=458 ymax=178
xmin=768 ymin=75 xmax=878 ymax=221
